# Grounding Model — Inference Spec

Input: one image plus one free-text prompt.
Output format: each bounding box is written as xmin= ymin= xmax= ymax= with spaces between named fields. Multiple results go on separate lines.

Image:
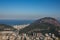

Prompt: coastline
xmin=13 ymin=24 xmax=30 ymax=30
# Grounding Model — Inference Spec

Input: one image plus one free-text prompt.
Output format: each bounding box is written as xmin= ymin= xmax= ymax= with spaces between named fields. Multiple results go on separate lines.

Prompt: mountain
xmin=19 ymin=17 xmax=60 ymax=34
xmin=0 ymin=24 xmax=16 ymax=31
xmin=59 ymin=20 xmax=60 ymax=22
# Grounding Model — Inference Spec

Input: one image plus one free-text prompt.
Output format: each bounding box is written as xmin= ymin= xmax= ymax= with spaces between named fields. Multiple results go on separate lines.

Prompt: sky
xmin=0 ymin=0 xmax=60 ymax=20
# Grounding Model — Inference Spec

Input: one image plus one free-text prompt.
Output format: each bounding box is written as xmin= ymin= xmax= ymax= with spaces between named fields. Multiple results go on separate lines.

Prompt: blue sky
xmin=0 ymin=0 xmax=60 ymax=20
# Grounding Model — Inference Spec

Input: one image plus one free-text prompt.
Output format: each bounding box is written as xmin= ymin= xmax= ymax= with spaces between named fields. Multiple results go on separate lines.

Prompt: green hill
xmin=0 ymin=24 xmax=16 ymax=31
xmin=19 ymin=17 xmax=60 ymax=34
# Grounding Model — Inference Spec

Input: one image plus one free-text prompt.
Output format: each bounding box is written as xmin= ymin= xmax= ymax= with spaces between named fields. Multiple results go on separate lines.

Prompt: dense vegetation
xmin=19 ymin=17 xmax=60 ymax=37
xmin=0 ymin=24 xmax=16 ymax=31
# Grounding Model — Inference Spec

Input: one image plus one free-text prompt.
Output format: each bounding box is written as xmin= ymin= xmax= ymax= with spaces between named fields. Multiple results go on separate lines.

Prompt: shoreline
xmin=13 ymin=24 xmax=30 ymax=30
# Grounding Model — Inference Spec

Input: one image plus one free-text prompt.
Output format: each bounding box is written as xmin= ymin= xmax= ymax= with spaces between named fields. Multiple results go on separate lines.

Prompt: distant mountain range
xmin=19 ymin=17 xmax=60 ymax=35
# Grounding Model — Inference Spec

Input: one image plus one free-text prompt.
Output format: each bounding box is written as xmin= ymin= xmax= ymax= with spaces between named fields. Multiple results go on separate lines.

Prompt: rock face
xmin=19 ymin=17 xmax=60 ymax=33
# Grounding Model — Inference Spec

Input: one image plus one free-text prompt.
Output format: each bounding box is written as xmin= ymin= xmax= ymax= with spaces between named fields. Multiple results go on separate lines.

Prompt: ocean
xmin=0 ymin=20 xmax=34 ymax=25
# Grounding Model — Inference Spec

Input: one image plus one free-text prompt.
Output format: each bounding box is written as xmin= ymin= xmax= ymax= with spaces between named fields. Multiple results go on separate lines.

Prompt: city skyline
xmin=0 ymin=0 xmax=60 ymax=20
